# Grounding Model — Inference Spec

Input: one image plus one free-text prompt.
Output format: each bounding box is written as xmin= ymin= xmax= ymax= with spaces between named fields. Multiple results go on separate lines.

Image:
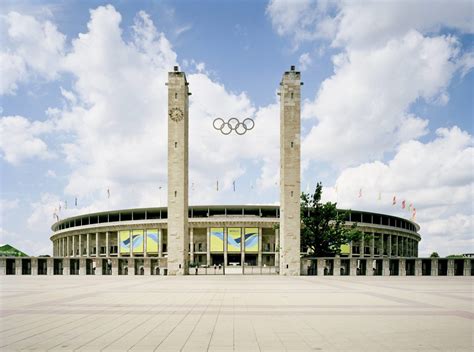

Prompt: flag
xmin=408 ymin=203 xmax=413 ymax=212
xmin=412 ymin=208 xmax=416 ymax=221
xmin=402 ymin=200 xmax=406 ymax=209
xmin=107 ymin=188 xmax=110 ymax=199
xmin=378 ymin=192 xmax=381 ymax=201
xmin=392 ymin=196 xmax=396 ymax=205
xmin=58 ymin=203 xmax=61 ymax=212
xmin=65 ymin=200 xmax=67 ymax=209
xmin=233 ymin=180 xmax=236 ymax=192
xmin=216 ymin=180 xmax=219 ymax=191
xmin=75 ymin=197 xmax=77 ymax=207
xmin=358 ymin=188 xmax=362 ymax=198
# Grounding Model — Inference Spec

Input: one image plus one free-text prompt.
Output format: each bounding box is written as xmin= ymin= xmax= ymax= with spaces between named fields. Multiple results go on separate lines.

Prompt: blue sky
xmin=0 ymin=0 xmax=473 ymax=256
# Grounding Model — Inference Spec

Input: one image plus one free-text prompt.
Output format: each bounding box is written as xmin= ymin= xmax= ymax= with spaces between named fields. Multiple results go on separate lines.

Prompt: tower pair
xmin=166 ymin=66 xmax=301 ymax=276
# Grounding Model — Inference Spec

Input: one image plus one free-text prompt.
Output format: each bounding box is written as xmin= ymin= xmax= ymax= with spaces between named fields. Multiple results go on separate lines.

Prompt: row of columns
xmin=350 ymin=233 xmax=418 ymax=257
xmin=2 ymin=257 xmax=472 ymax=276
xmin=53 ymin=227 xmax=282 ymax=268
xmin=304 ymin=257 xmax=471 ymax=276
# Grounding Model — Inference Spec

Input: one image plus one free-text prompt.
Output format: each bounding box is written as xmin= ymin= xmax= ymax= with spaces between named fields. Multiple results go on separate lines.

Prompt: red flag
xmin=402 ymin=200 xmax=406 ymax=209
xmin=392 ymin=196 xmax=396 ymax=205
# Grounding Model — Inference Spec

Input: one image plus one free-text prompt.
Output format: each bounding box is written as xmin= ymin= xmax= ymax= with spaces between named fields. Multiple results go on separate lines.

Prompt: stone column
xmin=274 ymin=228 xmax=280 ymax=268
xmin=95 ymin=258 xmax=102 ymax=276
xmin=106 ymin=231 xmax=110 ymax=257
xmin=447 ymin=259 xmax=455 ymax=276
xmin=118 ymin=232 xmax=121 ymax=257
xmin=190 ymin=227 xmax=194 ymax=264
xmin=15 ymin=258 xmax=21 ymax=275
xmin=130 ymin=232 xmax=133 ymax=258
xmin=360 ymin=234 xmax=365 ymax=257
xmin=0 ymin=258 xmax=6 ymax=275
xmin=257 ymin=227 xmax=262 ymax=267
xmin=72 ymin=235 xmax=76 ymax=257
xmin=349 ymin=258 xmax=358 ymax=276
xmin=415 ymin=259 xmax=422 ymax=276
xmin=79 ymin=258 xmax=86 ymax=275
xmin=317 ymin=258 xmax=325 ymax=276
xmin=206 ymin=227 xmax=210 ymax=266
xmin=143 ymin=231 xmax=147 ymax=258
xmin=47 ymin=258 xmax=54 ymax=275
xmin=63 ymin=259 xmax=70 ymax=276
xmin=111 ymin=258 xmax=118 ymax=276
xmin=366 ymin=259 xmax=373 ymax=276
xmin=86 ymin=234 xmax=90 ymax=257
xmin=431 ymin=258 xmax=438 ymax=276
xmin=464 ymin=259 xmax=471 ymax=276
xmin=279 ymin=66 xmax=301 ymax=276
xmin=333 ymin=257 xmax=341 ymax=276
xmin=31 ymin=258 xmax=37 ymax=275
xmin=383 ymin=258 xmax=390 ymax=276
xmin=399 ymin=258 xmax=406 ymax=276
xmin=144 ymin=258 xmax=151 ymax=276
xmin=129 ymin=258 xmax=135 ymax=276
xmin=370 ymin=233 xmax=375 ymax=256
xmin=388 ymin=235 xmax=392 ymax=256
xmin=96 ymin=232 xmax=99 ymax=257
xmin=78 ymin=234 xmax=82 ymax=257
xmin=159 ymin=228 xmax=163 ymax=258
xmin=241 ymin=227 xmax=245 ymax=270
xmin=167 ymin=66 xmax=190 ymax=276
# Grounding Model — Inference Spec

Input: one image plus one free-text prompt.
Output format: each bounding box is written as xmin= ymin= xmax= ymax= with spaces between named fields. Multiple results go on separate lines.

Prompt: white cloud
xmin=0 ymin=115 xmax=54 ymax=164
xmin=0 ymin=52 xmax=27 ymax=94
xmin=267 ymin=0 xmax=474 ymax=49
xmin=303 ymin=30 xmax=460 ymax=167
xmin=298 ymin=52 xmax=312 ymax=71
xmin=324 ymin=126 xmax=474 ymax=256
xmin=0 ymin=11 xmax=65 ymax=94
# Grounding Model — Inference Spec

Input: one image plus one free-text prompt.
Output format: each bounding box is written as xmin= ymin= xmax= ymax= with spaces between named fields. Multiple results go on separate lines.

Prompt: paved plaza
xmin=0 ymin=276 xmax=473 ymax=351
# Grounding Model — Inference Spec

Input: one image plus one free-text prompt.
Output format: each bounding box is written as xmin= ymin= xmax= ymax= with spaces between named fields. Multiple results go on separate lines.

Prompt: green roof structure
xmin=0 ymin=244 xmax=28 ymax=257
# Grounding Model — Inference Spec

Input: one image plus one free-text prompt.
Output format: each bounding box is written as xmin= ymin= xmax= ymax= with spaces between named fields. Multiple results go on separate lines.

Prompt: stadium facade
xmin=1 ymin=67 xmax=472 ymax=276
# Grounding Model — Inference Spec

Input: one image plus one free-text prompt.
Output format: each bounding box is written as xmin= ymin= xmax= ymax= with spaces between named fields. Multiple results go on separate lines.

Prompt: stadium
xmin=1 ymin=67 xmax=471 ymax=277
xmin=45 ymin=205 xmax=421 ymax=276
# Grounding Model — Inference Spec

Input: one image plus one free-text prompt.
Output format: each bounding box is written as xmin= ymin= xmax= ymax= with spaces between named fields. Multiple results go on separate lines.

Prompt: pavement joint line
xmin=125 ymin=291 xmax=198 ymax=351
xmin=205 ymin=290 xmax=226 ymax=352
xmin=179 ymin=291 xmax=218 ymax=352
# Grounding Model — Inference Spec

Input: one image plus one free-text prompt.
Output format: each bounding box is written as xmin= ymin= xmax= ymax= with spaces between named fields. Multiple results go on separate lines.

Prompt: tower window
xmin=175 ymin=92 xmax=178 ymax=99
xmin=290 ymin=191 xmax=294 ymax=197
xmin=290 ymin=142 xmax=294 ymax=148
xmin=290 ymin=92 xmax=294 ymax=99
xmin=175 ymin=142 xmax=177 ymax=148
xmin=174 ymin=191 xmax=177 ymax=197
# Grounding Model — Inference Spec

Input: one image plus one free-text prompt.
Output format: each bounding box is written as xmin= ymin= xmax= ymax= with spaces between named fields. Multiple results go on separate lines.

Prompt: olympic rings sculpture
xmin=212 ymin=117 xmax=255 ymax=135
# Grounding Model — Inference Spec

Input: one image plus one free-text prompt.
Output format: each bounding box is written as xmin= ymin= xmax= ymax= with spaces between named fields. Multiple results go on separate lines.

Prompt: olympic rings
xmin=212 ymin=117 xmax=255 ymax=135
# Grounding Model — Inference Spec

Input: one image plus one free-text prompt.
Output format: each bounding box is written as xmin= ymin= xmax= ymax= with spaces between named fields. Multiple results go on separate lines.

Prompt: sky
xmin=0 ymin=0 xmax=473 ymax=257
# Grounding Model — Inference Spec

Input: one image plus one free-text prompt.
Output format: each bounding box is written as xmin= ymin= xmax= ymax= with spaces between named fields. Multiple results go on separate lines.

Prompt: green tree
xmin=430 ymin=252 xmax=439 ymax=258
xmin=300 ymin=182 xmax=364 ymax=257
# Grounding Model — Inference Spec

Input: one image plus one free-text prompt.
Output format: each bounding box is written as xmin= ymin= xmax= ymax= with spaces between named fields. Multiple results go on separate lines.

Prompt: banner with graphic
xmin=210 ymin=227 xmax=224 ymax=252
xmin=244 ymin=227 xmax=258 ymax=252
xmin=132 ymin=230 xmax=144 ymax=253
xmin=227 ymin=227 xmax=241 ymax=252
xmin=146 ymin=229 xmax=159 ymax=253
xmin=119 ymin=230 xmax=130 ymax=254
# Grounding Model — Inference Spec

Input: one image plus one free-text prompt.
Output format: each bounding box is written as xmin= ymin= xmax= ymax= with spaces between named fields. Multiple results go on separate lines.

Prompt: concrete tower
xmin=167 ymin=66 xmax=190 ymax=275
xmin=279 ymin=66 xmax=301 ymax=276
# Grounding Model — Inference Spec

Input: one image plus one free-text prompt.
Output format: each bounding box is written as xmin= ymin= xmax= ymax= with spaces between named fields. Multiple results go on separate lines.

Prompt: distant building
xmin=0 ymin=244 xmax=28 ymax=257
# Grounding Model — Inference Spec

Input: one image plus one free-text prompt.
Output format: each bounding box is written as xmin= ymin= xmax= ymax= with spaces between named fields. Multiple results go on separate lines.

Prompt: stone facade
xmin=167 ymin=67 xmax=190 ymax=275
xmin=279 ymin=66 xmax=301 ymax=276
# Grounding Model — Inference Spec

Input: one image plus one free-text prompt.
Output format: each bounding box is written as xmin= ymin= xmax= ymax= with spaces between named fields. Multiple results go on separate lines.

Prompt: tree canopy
xmin=300 ymin=182 xmax=364 ymax=257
